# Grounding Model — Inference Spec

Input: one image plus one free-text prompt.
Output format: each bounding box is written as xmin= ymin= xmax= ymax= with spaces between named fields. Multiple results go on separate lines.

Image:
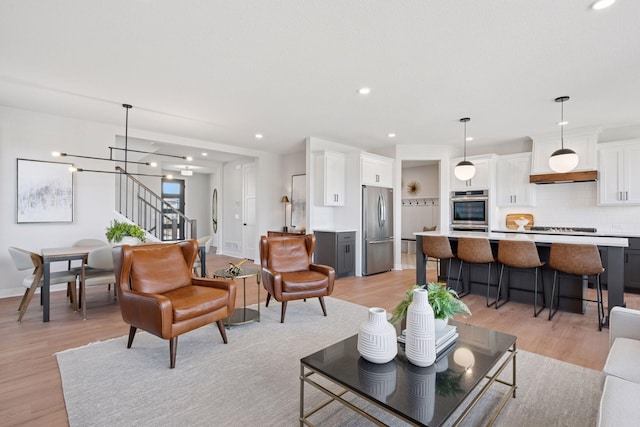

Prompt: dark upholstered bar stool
xmin=548 ymin=243 xmax=605 ymax=330
xmin=422 ymin=235 xmax=458 ymax=290
xmin=496 ymin=240 xmax=545 ymax=316
xmin=456 ymin=237 xmax=497 ymax=306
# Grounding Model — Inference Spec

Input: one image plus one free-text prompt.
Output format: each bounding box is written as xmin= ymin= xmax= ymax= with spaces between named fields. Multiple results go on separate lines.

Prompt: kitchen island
xmin=414 ymin=231 xmax=629 ymax=325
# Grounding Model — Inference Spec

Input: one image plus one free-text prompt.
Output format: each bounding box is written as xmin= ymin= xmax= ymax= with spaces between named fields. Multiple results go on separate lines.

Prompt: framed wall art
xmin=290 ymin=174 xmax=306 ymax=229
xmin=16 ymin=158 xmax=74 ymax=223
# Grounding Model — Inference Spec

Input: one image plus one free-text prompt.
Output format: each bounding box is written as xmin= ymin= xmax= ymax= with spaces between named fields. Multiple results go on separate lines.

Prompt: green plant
xmin=105 ymin=219 xmax=146 ymax=243
xmin=390 ymin=282 xmax=471 ymax=324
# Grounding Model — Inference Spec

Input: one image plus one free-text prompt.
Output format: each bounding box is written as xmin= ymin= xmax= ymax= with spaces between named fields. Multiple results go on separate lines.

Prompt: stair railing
xmin=115 ymin=166 xmax=197 ymax=241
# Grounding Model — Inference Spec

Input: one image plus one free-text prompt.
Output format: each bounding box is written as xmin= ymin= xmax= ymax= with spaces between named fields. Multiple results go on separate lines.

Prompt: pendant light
xmin=454 ymin=117 xmax=476 ymax=181
xmin=548 ymin=96 xmax=579 ymax=173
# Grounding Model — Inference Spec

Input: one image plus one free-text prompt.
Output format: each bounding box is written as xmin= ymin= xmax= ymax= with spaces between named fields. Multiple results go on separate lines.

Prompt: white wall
xmin=0 ymin=105 xmax=279 ymax=298
xmin=496 ymin=181 xmax=640 ymax=234
xmin=281 ymin=151 xmax=305 ymax=232
xmin=401 ymin=164 xmax=440 ymax=239
xmin=0 ymin=107 xmax=121 ymax=297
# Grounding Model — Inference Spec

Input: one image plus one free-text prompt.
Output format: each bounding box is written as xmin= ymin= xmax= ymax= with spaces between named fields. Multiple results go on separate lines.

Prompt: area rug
xmin=56 ymin=298 xmax=603 ymax=426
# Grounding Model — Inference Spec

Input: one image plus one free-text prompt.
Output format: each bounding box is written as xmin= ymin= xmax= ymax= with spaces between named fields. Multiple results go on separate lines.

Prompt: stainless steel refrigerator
xmin=362 ymin=185 xmax=394 ymax=275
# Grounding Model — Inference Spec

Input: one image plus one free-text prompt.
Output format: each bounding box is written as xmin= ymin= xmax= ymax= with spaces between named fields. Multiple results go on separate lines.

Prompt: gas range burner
xmin=530 ymin=226 xmax=598 ymax=234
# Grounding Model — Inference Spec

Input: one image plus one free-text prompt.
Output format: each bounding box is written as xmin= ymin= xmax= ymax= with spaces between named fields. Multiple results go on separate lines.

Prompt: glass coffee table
xmin=213 ymin=267 xmax=261 ymax=326
xmin=300 ymin=321 xmax=517 ymax=426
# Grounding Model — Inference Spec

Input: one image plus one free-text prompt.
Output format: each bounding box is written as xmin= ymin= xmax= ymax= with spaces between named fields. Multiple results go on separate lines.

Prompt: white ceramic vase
xmin=357 ymin=307 xmax=398 ymax=364
xmin=120 ymin=236 xmax=140 ymax=246
xmin=405 ymin=288 xmax=436 ymax=367
xmin=434 ymin=317 xmax=448 ymax=333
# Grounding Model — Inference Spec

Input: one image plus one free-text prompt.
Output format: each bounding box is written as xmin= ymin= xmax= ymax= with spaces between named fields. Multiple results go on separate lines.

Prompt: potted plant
xmin=390 ymin=282 xmax=471 ymax=328
xmin=105 ymin=219 xmax=146 ymax=244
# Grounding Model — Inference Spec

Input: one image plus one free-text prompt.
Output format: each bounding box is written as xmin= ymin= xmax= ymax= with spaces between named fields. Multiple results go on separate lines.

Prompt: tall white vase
xmin=405 ymin=288 xmax=436 ymax=367
xmin=357 ymin=307 xmax=398 ymax=364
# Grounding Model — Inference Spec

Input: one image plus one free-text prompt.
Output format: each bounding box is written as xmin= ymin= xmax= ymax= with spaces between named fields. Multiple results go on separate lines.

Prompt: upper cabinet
xmin=450 ymin=157 xmax=490 ymax=191
xmin=598 ymin=140 xmax=640 ymax=205
xmin=314 ymin=151 xmax=346 ymax=206
xmin=361 ymin=153 xmax=393 ymax=187
xmin=530 ymin=129 xmax=599 ymax=175
xmin=496 ymin=153 xmax=536 ymax=207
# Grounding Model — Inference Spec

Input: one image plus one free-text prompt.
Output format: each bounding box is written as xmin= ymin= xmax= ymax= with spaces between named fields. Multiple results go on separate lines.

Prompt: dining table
xmin=40 ymin=245 xmax=105 ymax=322
xmin=39 ymin=242 xmax=208 ymax=322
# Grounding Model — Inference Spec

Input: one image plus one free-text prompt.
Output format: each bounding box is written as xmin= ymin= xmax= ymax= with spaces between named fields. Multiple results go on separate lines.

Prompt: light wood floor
xmin=2 ymin=252 xmax=639 ymax=426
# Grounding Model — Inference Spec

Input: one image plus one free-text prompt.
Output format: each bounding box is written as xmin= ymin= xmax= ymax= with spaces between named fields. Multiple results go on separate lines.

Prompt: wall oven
xmin=450 ymin=190 xmax=489 ymax=231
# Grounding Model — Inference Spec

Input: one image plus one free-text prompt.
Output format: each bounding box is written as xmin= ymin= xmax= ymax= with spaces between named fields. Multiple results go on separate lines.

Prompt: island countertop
xmin=413 ymin=230 xmax=629 ymax=248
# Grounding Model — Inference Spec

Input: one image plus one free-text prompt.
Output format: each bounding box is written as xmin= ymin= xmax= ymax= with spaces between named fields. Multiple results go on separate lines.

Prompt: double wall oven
xmin=450 ymin=189 xmax=489 ymax=231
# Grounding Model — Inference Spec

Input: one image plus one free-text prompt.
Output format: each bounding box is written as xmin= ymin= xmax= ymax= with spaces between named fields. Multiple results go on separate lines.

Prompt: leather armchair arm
xmin=310 ymin=263 xmax=336 ymax=293
xmin=310 ymin=263 xmax=334 ymax=277
xmin=261 ymin=267 xmax=283 ymax=300
xmin=119 ymin=289 xmax=173 ymax=338
xmin=192 ymin=277 xmax=237 ymax=314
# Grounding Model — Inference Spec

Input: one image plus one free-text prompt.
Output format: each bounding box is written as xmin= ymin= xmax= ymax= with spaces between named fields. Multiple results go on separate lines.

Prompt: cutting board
xmin=505 ymin=213 xmax=534 ymax=230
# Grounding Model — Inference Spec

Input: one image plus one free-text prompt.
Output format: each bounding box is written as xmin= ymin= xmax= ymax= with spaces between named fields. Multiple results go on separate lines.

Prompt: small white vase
xmin=405 ymin=288 xmax=436 ymax=367
xmin=434 ymin=317 xmax=448 ymax=333
xmin=357 ymin=307 xmax=398 ymax=364
xmin=120 ymin=236 xmax=140 ymax=246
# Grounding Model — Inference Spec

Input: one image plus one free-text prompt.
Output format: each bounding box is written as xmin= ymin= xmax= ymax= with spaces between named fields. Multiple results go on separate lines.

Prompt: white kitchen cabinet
xmin=361 ymin=153 xmax=393 ymax=187
xmin=314 ymin=151 xmax=345 ymax=206
xmin=598 ymin=140 xmax=640 ymax=205
xmin=450 ymin=158 xmax=490 ymax=191
xmin=496 ymin=153 xmax=536 ymax=207
xmin=530 ymin=130 xmax=598 ymax=175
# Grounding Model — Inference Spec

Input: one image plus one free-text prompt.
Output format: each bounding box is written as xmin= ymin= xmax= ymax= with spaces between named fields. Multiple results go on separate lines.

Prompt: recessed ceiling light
xmin=388 ymin=133 xmax=396 ymax=138
xmin=149 ymin=161 xmax=158 ymax=167
xmin=255 ymin=133 xmax=263 ymax=139
xmin=558 ymin=121 xmax=568 ymax=126
xmin=201 ymin=152 xmax=207 ymax=156
xmin=592 ymin=0 xmax=615 ymax=10
xmin=466 ymin=137 xmax=473 ymax=141
xmin=185 ymin=156 xmax=193 ymax=161
xmin=358 ymin=87 xmax=371 ymax=95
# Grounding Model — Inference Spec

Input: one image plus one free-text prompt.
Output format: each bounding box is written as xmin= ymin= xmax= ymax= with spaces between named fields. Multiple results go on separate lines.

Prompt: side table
xmin=213 ymin=267 xmax=261 ymax=326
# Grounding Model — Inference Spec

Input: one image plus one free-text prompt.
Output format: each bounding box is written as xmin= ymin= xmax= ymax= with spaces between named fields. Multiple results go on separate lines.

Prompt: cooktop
xmin=530 ymin=226 xmax=598 ymax=234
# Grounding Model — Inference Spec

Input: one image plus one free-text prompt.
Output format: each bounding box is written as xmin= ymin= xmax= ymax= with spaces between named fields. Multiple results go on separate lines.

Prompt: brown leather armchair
xmin=259 ymin=235 xmax=335 ymax=323
xmin=113 ymin=240 xmax=236 ymax=368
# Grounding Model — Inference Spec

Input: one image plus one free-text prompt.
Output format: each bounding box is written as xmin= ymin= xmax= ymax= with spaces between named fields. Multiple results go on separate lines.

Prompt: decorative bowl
xmin=515 ymin=218 xmax=530 ymax=231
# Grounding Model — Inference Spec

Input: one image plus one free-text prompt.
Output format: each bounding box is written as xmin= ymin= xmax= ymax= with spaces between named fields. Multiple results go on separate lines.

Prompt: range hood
xmin=529 ymin=170 xmax=598 ymax=184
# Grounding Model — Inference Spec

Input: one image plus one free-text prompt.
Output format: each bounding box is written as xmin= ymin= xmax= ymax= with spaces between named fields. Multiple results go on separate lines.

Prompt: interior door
xmin=242 ymin=163 xmax=257 ymax=261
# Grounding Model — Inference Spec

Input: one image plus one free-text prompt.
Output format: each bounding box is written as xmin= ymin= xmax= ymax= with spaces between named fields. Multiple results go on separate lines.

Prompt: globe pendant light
xmin=454 ymin=117 xmax=476 ymax=181
xmin=548 ymin=96 xmax=579 ymax=173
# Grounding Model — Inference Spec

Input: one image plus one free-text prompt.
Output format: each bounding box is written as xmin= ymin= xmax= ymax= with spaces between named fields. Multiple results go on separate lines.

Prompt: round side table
xmin=213 ymin=267 xmax=261 ymax=326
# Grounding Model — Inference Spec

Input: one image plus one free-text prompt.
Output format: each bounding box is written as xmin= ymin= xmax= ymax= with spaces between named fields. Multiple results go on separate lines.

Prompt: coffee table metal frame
xmin=213 ymin=267 xmax=261 ymax=326
xmin=299 ymin=327 xmax=517 ymax=427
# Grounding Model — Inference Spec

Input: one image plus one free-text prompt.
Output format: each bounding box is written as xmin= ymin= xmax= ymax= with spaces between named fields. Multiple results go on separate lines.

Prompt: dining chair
xmin=78 ymin=246 xmax=117 ymax=320
xmin=8 ymin=247 xmax=79 ymax=322
xmin=193 ymin=235 xmax=211 ymax=277
xmin=67 ymin=239 xmax=110 ymax=298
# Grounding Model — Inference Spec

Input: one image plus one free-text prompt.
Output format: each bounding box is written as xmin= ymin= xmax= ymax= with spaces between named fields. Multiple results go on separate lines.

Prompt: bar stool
xmin=456 ymin=237 xmax=497 ymax=306
xmin=422 ymin=235 xmax=458 ymax=290
xmin=548 ymin=243 xmax=605 ymax=331
xmin=496 ymin=240 xmax=545 ymax=316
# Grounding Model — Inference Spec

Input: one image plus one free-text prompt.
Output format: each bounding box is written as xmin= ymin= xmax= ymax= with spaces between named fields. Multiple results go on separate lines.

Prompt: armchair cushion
xmin=130 ymin=245 xmax=193 ymax=294
xmin=281 ymin=270 xmax=328 ymax=293
xmin=166 ymin=285 xmax=232 ymax=322
xmin=267 ymin=239 xmax=310 ymax=272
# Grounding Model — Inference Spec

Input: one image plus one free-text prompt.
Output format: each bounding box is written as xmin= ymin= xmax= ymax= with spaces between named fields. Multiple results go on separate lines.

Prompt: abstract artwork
xmin=17 ymin=158 xmax=74 ymax=223
xmin=290 ymin=174 xmax=306 ymax=229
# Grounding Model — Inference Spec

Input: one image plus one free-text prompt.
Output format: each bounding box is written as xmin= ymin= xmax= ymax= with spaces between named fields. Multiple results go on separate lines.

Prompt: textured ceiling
xmin=1 ymin=0 xmax=639 ymax=158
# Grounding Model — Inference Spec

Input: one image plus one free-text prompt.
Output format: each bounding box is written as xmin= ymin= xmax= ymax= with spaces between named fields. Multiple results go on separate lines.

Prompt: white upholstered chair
xmin=8 ymin=247 xmax=78 ymax=322
xmin=78 ymin=246 xmax=116 ymax=320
